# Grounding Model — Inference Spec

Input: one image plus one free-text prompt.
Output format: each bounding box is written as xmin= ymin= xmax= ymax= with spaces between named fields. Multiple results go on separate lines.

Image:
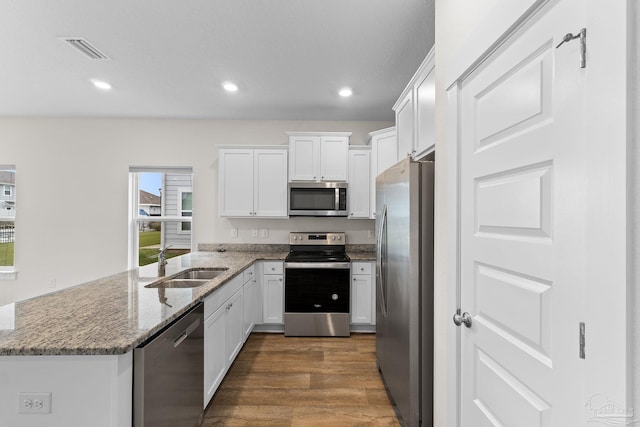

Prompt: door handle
xmin=453 ymin=310 xmax=472 ymax=328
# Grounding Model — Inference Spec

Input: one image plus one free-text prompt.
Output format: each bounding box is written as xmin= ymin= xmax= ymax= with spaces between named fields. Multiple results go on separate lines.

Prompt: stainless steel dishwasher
xmin=134 ymin=302 xmax=204 ymax=427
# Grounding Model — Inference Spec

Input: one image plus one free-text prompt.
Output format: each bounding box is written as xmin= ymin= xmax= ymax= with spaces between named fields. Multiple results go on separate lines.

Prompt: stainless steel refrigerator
xmin=376 ymin=157 xmax=434 ymax=427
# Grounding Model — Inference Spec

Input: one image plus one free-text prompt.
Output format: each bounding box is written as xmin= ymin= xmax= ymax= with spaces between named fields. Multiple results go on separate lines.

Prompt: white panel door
xmin=219 ymin=149 xmax=254 ymax=217
xmin=415 ymin=65 xmax=436 ymax=156
xmin=459 ymin=0 xmax=588 ymax=425
xmin=289 ymin=136 xmax=319 ymax=181
xmin=254 ymin=149 xmax=288 ymax=217
xmin=319 ymin=136 xmax=349 ymax=181
xmin=370 ymin=129 xmax=397 ymax=218
xmin=348 ymin=149 xmax=371 ymax=218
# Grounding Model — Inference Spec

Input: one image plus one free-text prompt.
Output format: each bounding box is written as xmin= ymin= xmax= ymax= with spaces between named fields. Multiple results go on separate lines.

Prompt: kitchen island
xmin=0 ymin=246 xmax=374 ymax=426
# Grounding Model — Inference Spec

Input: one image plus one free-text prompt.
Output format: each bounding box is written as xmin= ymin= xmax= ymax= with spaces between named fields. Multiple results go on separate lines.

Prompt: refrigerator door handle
xmin=376 ymin=205 xmax=388 ymax=317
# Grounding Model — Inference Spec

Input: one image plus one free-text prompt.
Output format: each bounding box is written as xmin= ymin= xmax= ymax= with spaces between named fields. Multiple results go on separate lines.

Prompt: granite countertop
xmin=0 ymin=247 xmax=375 ymax=357
xmin=0 ymin=250 xmax=287 ymax=356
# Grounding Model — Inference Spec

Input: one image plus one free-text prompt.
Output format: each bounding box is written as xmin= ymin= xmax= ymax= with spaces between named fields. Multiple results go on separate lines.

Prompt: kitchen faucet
xmin=157 ymin=245 xmax=172 ymax=277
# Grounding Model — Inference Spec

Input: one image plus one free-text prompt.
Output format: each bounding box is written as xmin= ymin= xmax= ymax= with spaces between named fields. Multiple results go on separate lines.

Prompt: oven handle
xmin=284 ymin=262 xmax=351 ymax=269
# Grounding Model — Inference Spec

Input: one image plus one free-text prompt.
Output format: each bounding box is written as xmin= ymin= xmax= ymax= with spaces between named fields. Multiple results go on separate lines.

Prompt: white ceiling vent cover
xmin=61 ymin=37 xmax=110 ymax=60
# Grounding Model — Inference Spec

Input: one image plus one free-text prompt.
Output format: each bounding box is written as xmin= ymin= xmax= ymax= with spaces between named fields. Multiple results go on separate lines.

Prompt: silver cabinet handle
xmin=453 ymin=310 xmax=472 ymax=328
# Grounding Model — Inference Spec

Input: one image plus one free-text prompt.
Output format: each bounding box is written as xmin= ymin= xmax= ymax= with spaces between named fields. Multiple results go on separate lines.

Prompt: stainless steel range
xmin=284 ymin=232 xmax=351 ymax=337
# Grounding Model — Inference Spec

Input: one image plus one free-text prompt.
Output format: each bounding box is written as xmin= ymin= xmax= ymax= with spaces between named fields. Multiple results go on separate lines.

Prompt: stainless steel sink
xmin=145 ymin=267 xmax=229 ymax=289
xmin=171 ymin=267 xmax=228 ymax=280
xmin=146 ymin=279 xmax=209 ymax=289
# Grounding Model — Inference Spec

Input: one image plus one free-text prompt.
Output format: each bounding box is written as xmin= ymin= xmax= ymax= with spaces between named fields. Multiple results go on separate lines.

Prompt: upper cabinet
xmin=288 ymin=132 xmax=351 ymax=182
xmin=393 ymin=46 xmax=435 ymax=160
xmin=347 ymin=147 xmax=371 ymax=219
xmin=368 ymin=127 xmax=398 ymax=219
xmin=219 ymin=147 xmax=288 ymax=217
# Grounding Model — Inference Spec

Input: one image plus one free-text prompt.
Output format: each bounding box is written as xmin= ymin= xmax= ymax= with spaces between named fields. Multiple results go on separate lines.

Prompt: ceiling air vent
xmin=61 ymin=37 xmax=110 ymax=60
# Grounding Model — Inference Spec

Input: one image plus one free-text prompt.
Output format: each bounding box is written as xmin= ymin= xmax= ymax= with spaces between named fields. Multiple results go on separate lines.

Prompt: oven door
xmin=284 ymin=262 xmax=350 ymax=313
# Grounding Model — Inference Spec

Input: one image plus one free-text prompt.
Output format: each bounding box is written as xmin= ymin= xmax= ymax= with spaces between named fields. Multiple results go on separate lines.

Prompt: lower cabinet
xmin=262 ymin=261 xmax=284 ymax=324
xmin=351 ymin=261 xmax=376 ymax=326
xmin=203 ymin=267 xmax=252 ymax=408
xmin=225 ymin=289 xmax=244 ymax=365
xmin=204 ymin=303 xmax=227 ymax=407
xmin=242 ymin=269 xmax=259 ymax=339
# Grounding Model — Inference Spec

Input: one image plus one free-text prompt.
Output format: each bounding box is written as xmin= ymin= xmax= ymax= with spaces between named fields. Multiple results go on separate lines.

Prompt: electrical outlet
xmin=251 ymin=229 xmax=258 ymax=238
xmin=230 ymin=228 xmax=238 ymax=238
xmin=260 ymin=229 xmax=269 ymax=238
xmin=49 ymin=279 xmax=56 ymax=288
xmin=18 ymin=392 xmax=51 ymax=414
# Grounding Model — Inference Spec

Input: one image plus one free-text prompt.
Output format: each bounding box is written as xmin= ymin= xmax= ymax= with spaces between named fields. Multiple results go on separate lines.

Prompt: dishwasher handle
xmin=173 ymin=317 xmax=201 ymax=348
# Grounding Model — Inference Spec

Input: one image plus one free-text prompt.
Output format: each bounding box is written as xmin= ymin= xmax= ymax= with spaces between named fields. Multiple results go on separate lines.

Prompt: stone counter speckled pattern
xmin=0 ymin=251 xmax=287 ymax=356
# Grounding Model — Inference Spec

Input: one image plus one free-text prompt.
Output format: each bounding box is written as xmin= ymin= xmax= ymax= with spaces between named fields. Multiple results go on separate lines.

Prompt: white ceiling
xmin=0 ymin=0 xmax=434 ymax=121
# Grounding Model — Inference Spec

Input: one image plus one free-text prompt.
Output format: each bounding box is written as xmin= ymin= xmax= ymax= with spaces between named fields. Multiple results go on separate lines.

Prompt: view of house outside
xmin=0 ymin=168 xmax=15 ymax=268
xmin=137 ymin=172 xmax=192 ymax=266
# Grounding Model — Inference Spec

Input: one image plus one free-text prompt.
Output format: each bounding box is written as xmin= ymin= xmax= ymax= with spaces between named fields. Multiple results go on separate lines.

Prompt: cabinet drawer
xmin=352 ymin=262 xmax=372 ymax=275
xmin=205 ymin=274 xmax=243 ymax=319
xmin=263 ymin=261 xmax=283 ymax=275
xmin=243 ymin=264 xmax=255 ymax=283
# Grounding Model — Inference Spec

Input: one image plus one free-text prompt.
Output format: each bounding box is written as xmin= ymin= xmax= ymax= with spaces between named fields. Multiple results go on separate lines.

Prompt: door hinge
xmin=579 ymin=322 xmax=586 ymax=359
xmin=555 ymin=28 xmax=587 ymax=68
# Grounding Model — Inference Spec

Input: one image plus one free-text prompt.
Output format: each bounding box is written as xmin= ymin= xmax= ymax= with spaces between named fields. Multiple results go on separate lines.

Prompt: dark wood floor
xmin=203 ymin=333 xmax=401 ymax=426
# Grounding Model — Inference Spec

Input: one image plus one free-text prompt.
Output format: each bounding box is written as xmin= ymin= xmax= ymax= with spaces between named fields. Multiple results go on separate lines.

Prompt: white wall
xmin=0 ymin=118 xmax=390 ymax=305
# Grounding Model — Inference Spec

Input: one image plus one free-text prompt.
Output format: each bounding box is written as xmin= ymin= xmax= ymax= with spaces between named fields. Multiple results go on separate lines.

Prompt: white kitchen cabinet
xmin=225 ymin=288 xmax=244 ymax=365
xmin=351 ymin=262 xmax=375 ymax=325
xmin=368 ymin=127 xmax=398 ymax=219
xmin=347 ymin=147 xmax=371 ymax=219
xmin=218 ymin=147 xmax=288 ymax=217
xmin=242 ymin=265 xmax=258 ymax=340
xmin=203 ymin=272 xmax=247 ymax=407
xmin=287 ymin=132 xmax=351 ymax=182
xmin=204 ymin=303 xmax=226 ymax=407
xmin=262 ymin=261 xmax=284 ymax=324
xmin=393 ymin=46 xmax=435 ymax=160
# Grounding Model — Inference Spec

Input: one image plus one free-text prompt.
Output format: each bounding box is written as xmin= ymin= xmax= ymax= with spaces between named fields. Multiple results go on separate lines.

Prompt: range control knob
xmin=332 ymin=294 xmax=339 ymax=301
xmin=331 ymin=236 xmax=336 ymax=240
xmin=337 ymin=236 xmax=342 ymax=240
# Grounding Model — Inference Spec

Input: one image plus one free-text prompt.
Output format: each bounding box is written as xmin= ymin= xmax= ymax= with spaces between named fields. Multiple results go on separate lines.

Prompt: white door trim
xmin=443 ymin=1 xmax=634 ymax=426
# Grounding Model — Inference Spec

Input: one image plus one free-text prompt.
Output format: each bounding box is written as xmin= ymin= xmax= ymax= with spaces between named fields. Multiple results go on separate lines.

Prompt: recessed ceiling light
xmin=223 ymin=82 xmax=238 ymax=92
xmin=90 ymin=79 xmax=111 ymax=91
xmin=339 ymin=87 xmax=353 ymax=97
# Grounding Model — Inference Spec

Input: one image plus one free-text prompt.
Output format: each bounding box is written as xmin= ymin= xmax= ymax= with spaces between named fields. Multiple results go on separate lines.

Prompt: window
xmin=178 ymin=188 xmax=192 ymax=233
xmin=129 ymin=167 xmax=193 ymax=268
xmin=0 ymin=167 xmax=16 ymax=272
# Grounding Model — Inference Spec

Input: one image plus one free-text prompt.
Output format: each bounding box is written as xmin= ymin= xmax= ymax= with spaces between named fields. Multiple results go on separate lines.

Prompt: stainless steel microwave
xmin=288 ymin=182 xmax=348 ymax=217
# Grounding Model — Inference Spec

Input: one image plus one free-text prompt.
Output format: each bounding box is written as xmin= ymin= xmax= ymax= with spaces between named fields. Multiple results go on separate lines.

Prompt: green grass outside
xmin=0 ymin=242 xmax=14 ymax=266
xmin=138 ymin=230 xmax=189 ymax=266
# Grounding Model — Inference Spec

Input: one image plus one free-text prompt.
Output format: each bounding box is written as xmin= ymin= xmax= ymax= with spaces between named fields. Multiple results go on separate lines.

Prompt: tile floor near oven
xmin=203 ymin=333 xmax=401 ymax=426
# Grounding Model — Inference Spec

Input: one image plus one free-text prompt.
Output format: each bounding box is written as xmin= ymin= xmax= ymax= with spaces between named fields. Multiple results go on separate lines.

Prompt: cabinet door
xmin=254 ymin=149 xmax=288 ymax=217
xmin=348 ymin=150 xmax=371 ymax=219
xmin=319 ymin=136 xmax=348 ymax=181
xmin=225 ymin=289 xmax=244 ymax=365
xmin=351 ymin=274 xmax=373 ymax=324
xmin=242 ymin=278 xmax=257 ymax=339
xmin=262 ymin=274 xmax=283 ymax=324
xmin=370 ymin=129 xmax=398 ymax=218
xmin=395 ymin=91 xmax=415 ymax=160
xmin=415 ymin=65 xmax=436 ymax=157
xmin=289 ymin=136 xmax=319 ymax=181
xmin=219 ymin=149 xmax=254 ymax=217
xmin=204 ymin=305 xmax=226 ymax=407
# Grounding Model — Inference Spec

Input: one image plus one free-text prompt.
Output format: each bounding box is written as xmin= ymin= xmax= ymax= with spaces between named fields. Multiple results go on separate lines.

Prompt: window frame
xmin=0 ymin=166 xmax=16 ymax=277
xmin=177 ymin=187 xmax=192 ymax=235
xmin=128 ymin=167 xmax=193 ymax=270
